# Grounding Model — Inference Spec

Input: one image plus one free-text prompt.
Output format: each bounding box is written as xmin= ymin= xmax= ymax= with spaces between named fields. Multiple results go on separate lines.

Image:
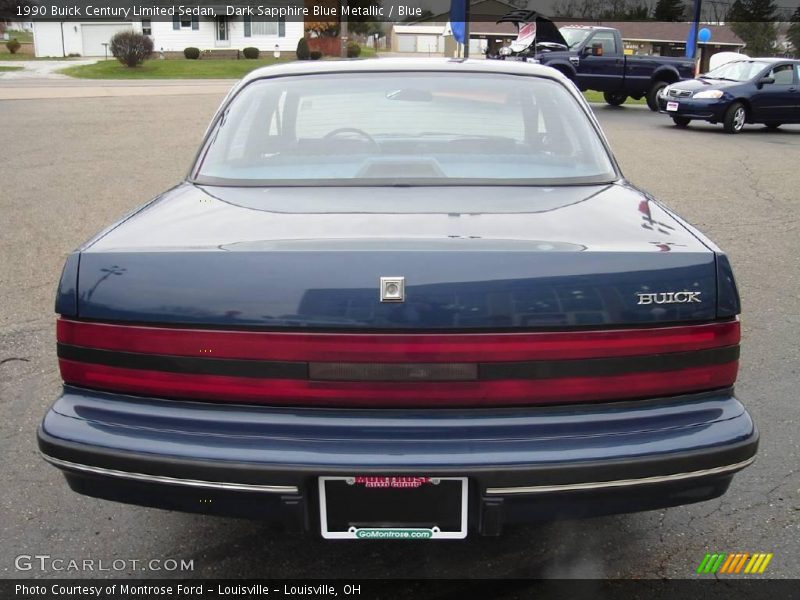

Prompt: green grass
xmin=59 ymin=57 xmax=297 ymax=79
xmin=60 ymin=48 xmax=381 ymax=79
xmin=4 ymin=29 xmax=33 ymax=43
xmin=0 ymin=65 xmax=23 ymax=71
xmin=583 ymin=90 xmax=646 ymax=105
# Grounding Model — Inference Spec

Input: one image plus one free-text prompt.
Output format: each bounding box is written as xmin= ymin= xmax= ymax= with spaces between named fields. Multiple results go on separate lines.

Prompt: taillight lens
xmin=57 ymin=318 xmax=739 ymax=408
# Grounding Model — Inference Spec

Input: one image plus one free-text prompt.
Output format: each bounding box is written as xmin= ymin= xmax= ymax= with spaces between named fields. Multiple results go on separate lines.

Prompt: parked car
xmin=491 ymin=11 xmax=696 ymax=110
xmin=39 ymin=59 xmax=757 ymax=539
xmin=658 ymin=58 xmax=800 ymax=133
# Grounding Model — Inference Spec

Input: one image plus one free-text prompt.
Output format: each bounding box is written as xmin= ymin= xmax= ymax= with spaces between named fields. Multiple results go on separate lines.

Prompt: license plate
xmin=666 ymin=101 xmax=679 ymax=112
xmin=319 ymin=476 xmax=468 ymax=540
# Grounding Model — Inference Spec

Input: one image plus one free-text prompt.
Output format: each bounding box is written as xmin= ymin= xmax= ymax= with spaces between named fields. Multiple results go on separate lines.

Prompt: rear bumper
xmin=39 ymin=386 xmax=758 ymax=535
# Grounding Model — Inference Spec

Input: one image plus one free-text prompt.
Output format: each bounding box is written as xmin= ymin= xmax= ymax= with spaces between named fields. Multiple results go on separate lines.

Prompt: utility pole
xmin=463 ymin=0 xmax=471 ymax=58
xmin=341 ymin=0 xmax=349 ymax=58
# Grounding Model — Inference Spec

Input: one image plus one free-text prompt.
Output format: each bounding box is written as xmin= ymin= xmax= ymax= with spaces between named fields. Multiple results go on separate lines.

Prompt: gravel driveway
xmin=0 ymin=59 xmax=98 ymax=79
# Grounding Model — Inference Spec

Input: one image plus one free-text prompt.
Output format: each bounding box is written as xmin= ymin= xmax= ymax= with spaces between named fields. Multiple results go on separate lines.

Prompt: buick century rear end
xmin=39 ymin=59 xmax=757 ymax=538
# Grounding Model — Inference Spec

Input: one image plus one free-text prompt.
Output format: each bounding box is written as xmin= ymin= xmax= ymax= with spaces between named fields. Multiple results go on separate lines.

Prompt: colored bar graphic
xmin=719 ymin=553 xmax=736 ymax=573
xmin=758 ymin=554 xmax=773 ymax=573
xmin=733 ymin=553 xmax=749 ymax=573
xmin=699 ymin=552 xmax=773 ymax=575
xmin=697 ymin=554 xmax=713 ymax=574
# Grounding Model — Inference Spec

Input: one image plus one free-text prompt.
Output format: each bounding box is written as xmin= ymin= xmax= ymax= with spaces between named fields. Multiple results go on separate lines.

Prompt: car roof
xmin=734 ymin=57 xmax=799 ymax=63
xmin=240 ymin=57 xmax=570 ymax=87
xmin=561 ymin=25 xmax=615 ymax=31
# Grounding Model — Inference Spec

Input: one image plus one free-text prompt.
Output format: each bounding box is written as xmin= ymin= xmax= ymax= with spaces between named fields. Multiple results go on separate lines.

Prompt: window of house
xmin=173 ymin=15 xmax=198 ymax=30
xmin=141 ymin=19 xmax=152 ymax=36
xmin=252 ymin=20 xmax=278 ymax=36
xmin=245 ymin=17 xmax=286 ymax=37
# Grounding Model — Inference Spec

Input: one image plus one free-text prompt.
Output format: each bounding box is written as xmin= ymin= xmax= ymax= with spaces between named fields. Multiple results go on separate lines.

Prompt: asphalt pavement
xmin=1 ymin=86 xmax=798 ymax=580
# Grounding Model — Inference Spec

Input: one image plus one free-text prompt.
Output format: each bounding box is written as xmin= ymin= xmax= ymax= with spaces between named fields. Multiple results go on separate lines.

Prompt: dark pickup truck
xmin=493 ymin=11 xmax=697 ymax=110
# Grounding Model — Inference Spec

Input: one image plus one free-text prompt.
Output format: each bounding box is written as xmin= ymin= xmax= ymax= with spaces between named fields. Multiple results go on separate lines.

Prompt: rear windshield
xmin=193 ymin=72 xmax=617 ymax=186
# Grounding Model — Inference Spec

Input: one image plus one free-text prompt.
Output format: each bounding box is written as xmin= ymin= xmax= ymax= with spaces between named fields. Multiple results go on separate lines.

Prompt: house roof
xmin=392 ymin=25 xmax=448 ymax=35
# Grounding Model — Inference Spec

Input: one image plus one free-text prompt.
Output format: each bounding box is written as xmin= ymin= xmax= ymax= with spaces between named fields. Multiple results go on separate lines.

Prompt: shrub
xmin=309 ymin=50 xmax=322 ymax=60
xmin=242 ymin=47 xmax=259 ymax=59
xmin=5 ymin=38 xmax=21 ymax=54
xmin=296 ymin=37 xmax=310 ymax=60
xmin=183 ymin=47 xmax=200 ymax=60
xmin=346 ymin=41 xmax=361 ymax=58
xmin=109 ymin=31 xmax=153 ymax=67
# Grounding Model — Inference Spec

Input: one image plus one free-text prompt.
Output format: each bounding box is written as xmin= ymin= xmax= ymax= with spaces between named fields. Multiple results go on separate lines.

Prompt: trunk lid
xmin=76 ymin=183 xmax=716 ymax=329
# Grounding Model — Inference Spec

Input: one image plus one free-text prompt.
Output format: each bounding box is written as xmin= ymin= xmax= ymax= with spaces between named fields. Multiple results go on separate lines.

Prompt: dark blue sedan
xmin=658 ymin=57 xmax=800 ymax=133
xmin=39 ymin=59 xmax=757 ymax=539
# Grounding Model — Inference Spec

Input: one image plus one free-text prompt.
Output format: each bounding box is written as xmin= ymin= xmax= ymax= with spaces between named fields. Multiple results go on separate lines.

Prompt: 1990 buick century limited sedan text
xmin=39 ymin=59 xmax=757 ymax=539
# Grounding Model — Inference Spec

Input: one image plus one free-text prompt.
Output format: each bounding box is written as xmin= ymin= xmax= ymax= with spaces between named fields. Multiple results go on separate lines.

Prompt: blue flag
xmin=685 ymin=21 xmax=697 ymax=58
xmin=450 ymin=0 xmax=467 ymax=44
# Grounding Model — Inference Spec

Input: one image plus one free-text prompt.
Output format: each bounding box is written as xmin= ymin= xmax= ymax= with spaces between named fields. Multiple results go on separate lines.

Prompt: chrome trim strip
xmin=485 ymin=456 xmax=755 ymax=495
xmin=41 ymin=454 xmax=299 ymax=494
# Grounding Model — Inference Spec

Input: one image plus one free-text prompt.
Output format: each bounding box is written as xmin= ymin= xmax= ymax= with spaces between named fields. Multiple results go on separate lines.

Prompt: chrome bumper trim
xmin=485 ymin=456 xmax=755 ymax=495
xmin=41 ymin=454 xmax=299 ymax=494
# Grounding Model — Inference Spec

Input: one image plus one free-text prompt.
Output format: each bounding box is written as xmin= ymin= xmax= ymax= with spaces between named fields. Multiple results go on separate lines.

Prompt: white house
xmin=2 ymin=20 xmax=34 ymax=32
xmin=33 ymin=15 xmax=303 ymax=58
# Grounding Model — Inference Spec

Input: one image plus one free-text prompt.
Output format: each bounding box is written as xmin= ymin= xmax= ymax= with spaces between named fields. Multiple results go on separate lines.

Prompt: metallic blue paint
xmin=55 ymin=252 xmax=79 ymax=317
xmin=657 ymin=59 xmax=800 ymax=126
xmin=73 ymin=182 xmax=719 ymax=329
xmin=43 ymin=386 xmax=755 ymax=472
xmin=38 ymin=386 xmax=757 ymax=527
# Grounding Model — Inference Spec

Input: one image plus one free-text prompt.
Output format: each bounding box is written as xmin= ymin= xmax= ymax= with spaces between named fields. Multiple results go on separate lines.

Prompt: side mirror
xmin=758 ymin=76 xmax=775 ymax=87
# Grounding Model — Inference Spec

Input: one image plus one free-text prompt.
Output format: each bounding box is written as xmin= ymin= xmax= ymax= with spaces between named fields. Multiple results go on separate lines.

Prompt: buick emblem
xmin=636 ymin=291 xmax=702 ymax=305
xmin=380 ymin=277 xmax=405 ymax=302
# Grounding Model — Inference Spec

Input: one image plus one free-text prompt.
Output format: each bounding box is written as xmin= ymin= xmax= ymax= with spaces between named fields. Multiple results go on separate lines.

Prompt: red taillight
xmin=57 ymin=319 xmax=739 ymax=362
xmin=57 ymin=318 xmax=739 ymax=408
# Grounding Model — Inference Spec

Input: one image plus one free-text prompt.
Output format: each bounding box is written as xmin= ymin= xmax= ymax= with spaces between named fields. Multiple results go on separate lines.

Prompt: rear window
xmin=194 ymin=72 xmax=616 ymax=186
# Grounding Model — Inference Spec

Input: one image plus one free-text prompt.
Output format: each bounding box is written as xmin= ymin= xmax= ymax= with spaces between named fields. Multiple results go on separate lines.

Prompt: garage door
xmin=416 ymin=35 xmax=439 ymax=53
xmin=81 ymin=24 xmax=133 ymax=57
xmin=396 ymin=35 xmax=416 ymax=53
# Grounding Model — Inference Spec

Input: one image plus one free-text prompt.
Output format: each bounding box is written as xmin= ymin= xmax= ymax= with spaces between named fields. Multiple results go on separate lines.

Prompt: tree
xmin=109 ymin=31 xmax=153 ymax=68
xmin=304 ymin=0 xmax=383 ymax=38
xmin=788 ymin=7 xmax=800 ymax=56
xmin=553 ymin=0 xmax=653 ymax=20
xmin=727 ymin=0 xmax=779 ymax=56
xmin=653 ymin=0 xmax=686 ymax=21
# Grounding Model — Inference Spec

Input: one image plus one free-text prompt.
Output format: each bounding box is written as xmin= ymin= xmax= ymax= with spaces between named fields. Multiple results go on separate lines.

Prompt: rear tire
xmin=672 ymin=116 xmax=691 ymax=128
xmin=647 ymin=81 xmax=668 ymax=111
xmin=723 ymin=102 xmax=746 ymax=134
xmin=603 ymin=92 xmax=627 ymax=106
xmin=765 ymin=122 xmax=781 ymax=130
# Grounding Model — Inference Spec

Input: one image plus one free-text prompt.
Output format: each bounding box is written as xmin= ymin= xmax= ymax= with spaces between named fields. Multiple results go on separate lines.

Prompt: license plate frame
xmin=319 ymin=476 xmax=468 ymax=540
xmin=666 ymin=101 xmax=679 ymax=112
